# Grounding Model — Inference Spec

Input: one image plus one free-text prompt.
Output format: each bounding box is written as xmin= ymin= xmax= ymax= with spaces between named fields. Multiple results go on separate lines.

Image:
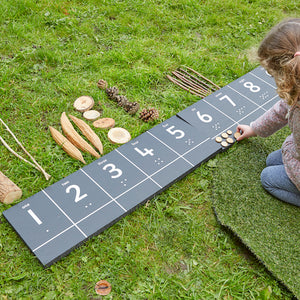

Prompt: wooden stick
xmin=174 ymin=70 xmax=210 ymax=91
xmin=0 ymin=118 xmax=51 ymax=180
xmin=169 ymin=75 xmax=208 ymax=97
xmin=167 ymin=75 xmax=207 ymax=97
xmin=172 ymin=71 xmax=210 ymax=93
xmin=0 ymin=171 xmax=22 ymax=204
xmin=178 ymin=68 xmax=216 ymax=91
xmin=184 ymin=66 xmax=221 ymax=89
xmin=168 ymin=75 xmax=207 ymax=96
xmin=0 ymin=136 xmax=43 ymax=172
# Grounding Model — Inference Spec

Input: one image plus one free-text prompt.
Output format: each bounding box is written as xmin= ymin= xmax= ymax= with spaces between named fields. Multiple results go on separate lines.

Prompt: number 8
xmin=243 ymin=81 xmax=260 ymax=92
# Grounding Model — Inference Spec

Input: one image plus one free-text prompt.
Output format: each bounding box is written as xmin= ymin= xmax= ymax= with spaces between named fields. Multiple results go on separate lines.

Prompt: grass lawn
xmin=0 ymin=0 xmax=299 ymax=299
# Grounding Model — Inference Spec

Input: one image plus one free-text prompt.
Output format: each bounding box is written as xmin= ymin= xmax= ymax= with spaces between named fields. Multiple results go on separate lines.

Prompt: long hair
xmin=258 ymin=18 xmax=300 ymax=106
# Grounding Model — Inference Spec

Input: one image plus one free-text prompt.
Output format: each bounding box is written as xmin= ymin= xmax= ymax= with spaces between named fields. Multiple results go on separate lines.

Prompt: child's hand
xmin=236 ymin=125 xmax=257 ymax=141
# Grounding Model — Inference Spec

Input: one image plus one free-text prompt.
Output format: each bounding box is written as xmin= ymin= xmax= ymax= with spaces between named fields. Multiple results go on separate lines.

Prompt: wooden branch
xmin=169 ymin=75 xmax=208 ymax=97
xmin=178 ymin=68 xmax=216 ymax=91
xmin=0 ymin=136 xmax=41 ymax=171
xmin=0 ymin=171 xmax=22 ymax=204
xmin=172 ymin=70 xmax=210 ymax=93
xmin=167 ymin=75 xmax=207 ymax=97
xmin=0 ymin=118 xmax=51 ymax=180
xmin=184 ymin=66 xmax=221 ymax=89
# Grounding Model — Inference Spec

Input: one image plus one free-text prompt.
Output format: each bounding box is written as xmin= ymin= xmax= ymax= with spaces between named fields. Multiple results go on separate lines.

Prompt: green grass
xmin=212 ymin=128 xmax=300 ymax=299
xmin=0 ymin=0 xmax=299 ymax=299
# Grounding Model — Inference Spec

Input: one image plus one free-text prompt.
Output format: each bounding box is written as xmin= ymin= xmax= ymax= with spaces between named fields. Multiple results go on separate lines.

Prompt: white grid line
xmin=115 ymin=149 xmax=163 ymax=189
xmin=33 ymin=224 xmax=75 ymax=252
xmin=249 ymin=72 xmax=277 ymax=89
xmin=80 ymin=169 xmax=127 ymax=212
xmin=30 ymin=134 xmax=218 ymax=254
xmin=146 ymin=131 xmax=194 ymax=167
xmin=15 ymin=68 xmax=280 ymax=264
xmin=42 ymin=190 xmax=88 ymax=236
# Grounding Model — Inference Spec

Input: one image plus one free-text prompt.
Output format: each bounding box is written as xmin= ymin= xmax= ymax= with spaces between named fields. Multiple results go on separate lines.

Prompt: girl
xmin=236 ymin=18 xmax=300 ymax=206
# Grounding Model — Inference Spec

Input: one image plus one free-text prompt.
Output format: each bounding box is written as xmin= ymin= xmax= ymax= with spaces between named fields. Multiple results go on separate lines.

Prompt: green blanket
xmin=212 ymin=128 xmax=300 ymax=299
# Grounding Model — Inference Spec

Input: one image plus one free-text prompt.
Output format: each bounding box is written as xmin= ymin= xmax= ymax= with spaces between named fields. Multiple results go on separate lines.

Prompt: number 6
xmin=197 ymin=111 xmax=212 ymax=123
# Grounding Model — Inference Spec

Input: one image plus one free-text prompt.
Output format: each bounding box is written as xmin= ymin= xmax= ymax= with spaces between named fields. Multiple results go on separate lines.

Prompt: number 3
xmin=103 ymin=163 xmax=122 ymax=178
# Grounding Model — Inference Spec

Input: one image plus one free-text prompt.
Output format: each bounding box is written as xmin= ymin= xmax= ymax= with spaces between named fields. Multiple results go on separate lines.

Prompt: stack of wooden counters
xmin=215 ymin=130 xmax=241 ymax=148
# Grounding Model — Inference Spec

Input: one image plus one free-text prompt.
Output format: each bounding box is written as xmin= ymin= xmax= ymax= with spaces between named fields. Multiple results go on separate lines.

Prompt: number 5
xmin=166 ymin=126 xmax=185 ymax=139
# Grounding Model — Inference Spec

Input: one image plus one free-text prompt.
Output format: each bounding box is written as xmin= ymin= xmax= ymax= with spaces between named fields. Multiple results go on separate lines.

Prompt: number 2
xmin=65 ymin=185 xmax=88 ymax=203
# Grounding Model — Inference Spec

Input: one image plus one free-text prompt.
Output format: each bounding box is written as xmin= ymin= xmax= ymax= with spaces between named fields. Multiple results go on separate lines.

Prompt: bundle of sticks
xmin=167 ymin=66 xmax=220 ymax=98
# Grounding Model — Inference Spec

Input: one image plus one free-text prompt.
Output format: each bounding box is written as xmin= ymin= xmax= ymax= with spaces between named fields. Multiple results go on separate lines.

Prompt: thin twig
xmin=0 ymin=118 xmax=51 ymax=180
xmin=184 ymin=66 xmax=221 ymax=89
xmin=172 ymin=71 xmax=210 ymax=93
xmin=167 ymin=75 xmax=207 ymax=97
xmin=0 ymin=136 xmax=40 ymax=171
xmin=178 ymin=68 xmax=217 ymax=91
xmin=169 ymin=74 xmax=208 ymax=97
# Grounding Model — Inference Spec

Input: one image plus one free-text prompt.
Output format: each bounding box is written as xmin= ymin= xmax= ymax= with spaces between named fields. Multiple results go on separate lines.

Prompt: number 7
xmin=219 ymin=95 xmax=236 ymax=107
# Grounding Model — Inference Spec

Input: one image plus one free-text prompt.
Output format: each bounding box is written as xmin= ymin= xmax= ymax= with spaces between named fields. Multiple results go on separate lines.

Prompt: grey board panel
xmin=3 ymin=66 xmax=278 ymax=267
xmin=2 ymin=191 xmax=81 ymax=251
xmin=227 ymin=71 xmax=278 ymax=107
xmin=177 ymin=100 xmax=234 ymax=138
xmin=77 ymin=201 xmax=127 ymax=237
xmin=148 ymin=115 xmax=222 ymax=166
xmin=250 ymin=66 xmax=277 ymax=87
xmin=82 ymin=150 xmax=154 ymax=198
xmin=44 ymin=170 xmax=113 ymax=223
xmin=34 ymin=226 xmax=87 ymax=267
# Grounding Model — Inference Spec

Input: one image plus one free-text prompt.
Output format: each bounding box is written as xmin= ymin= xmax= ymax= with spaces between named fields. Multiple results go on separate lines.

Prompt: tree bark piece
xmin=0 ymin=171 xmax=22 ymax=204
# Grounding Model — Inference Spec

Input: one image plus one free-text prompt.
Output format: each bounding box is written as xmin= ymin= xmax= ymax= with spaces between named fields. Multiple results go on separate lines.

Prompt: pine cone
xmin=124 ymin=101 xmax=140 ymax=115
xmin=97 ymin=79 xmax=108 ymax=90
xmin=115 ymin=95 xmax=129 ymax=107
xmin=139 ymin=107 xmax=159 ymax=122
xmin=105 ymin=86 xmax=119 ymax=100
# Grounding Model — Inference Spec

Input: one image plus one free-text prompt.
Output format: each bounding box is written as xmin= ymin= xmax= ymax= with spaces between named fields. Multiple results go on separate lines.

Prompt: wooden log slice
xmin=0 ymin=171 xmax=22 ymax=204
xmin=73 ymin=96 xmax=94 ymax=112
xmin=107 ymin=127 xmax=131 ymax=144
xmin=93 ymin=118 xmax=115 ymax=129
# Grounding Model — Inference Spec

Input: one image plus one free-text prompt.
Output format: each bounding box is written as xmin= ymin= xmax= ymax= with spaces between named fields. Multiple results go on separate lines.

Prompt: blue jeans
xmin=260 ymin=149 xmax=300 ymax=206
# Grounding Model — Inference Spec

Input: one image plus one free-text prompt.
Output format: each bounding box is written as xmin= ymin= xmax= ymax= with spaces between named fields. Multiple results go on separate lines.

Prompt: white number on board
xmin=196 ymin=111 xmax=212 ymax=123
xmin=103 ymin=163 xmax=123 ymax=178
xmin=166 ymin=126 xmax=185 ymax=139
xmin=134 ymin=147 xmax=154 ymax=156
xmin=66 ymin=184 xmax=88 ymax=203
xmin=243 ymin=81 xmax=260 ymax=92
xmin=218 ymin=95 xmax=236 ymax=107
xmin=27 ymin=209 xmax=43 ymax=225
